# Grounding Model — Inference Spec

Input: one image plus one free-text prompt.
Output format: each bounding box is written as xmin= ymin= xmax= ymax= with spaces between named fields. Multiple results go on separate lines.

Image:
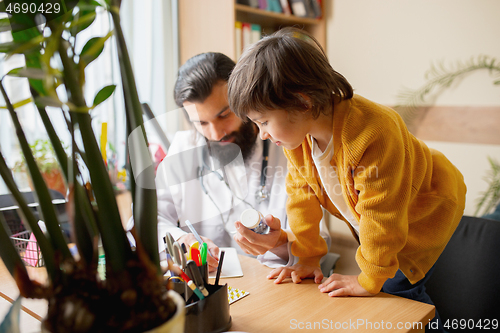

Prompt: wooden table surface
xmin=1 ymin=254 xmax=434 ymax=332
xmin=215 ymin=255 xmax=435 ymax=332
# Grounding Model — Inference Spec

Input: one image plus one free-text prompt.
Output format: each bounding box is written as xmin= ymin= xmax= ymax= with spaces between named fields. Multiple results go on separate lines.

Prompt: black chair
xmin=425 ymin=216 xmax=500 ymax=331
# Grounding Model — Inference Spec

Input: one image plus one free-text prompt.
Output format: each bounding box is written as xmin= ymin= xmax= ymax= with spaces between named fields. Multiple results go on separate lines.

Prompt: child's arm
xmin=284 ymin=156 xmax=328 ymax=268
xmin=265 ymin=155 xmax=327 ymax=284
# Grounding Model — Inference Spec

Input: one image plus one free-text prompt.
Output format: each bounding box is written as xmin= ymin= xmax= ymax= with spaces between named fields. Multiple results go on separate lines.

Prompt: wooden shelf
xmin=179 ymin=0 xmax=326 ymax=64
xmin=235 ymin=4 xmax=321 ymax=26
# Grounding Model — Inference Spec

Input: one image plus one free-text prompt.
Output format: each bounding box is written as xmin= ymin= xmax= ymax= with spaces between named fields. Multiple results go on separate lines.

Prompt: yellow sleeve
xmin=284 ymin=152 xmax=327 ymax=268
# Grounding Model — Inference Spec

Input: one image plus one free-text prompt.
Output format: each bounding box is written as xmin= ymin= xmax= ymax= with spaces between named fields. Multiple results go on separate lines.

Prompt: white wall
xmin=425 ymin=141 xmax=500 ymax=216
xmin=324 ymin=0 xmax=500 ymax=233
xmin=325 ymin=0 xmax=500 ymax=106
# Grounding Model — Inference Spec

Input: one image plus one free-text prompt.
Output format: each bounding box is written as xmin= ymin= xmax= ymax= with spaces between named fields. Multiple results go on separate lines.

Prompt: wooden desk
xmin=217 ymin=255 xmax=435 ymax=333
xmin=1 ymin=255 xmax=434 ymax=332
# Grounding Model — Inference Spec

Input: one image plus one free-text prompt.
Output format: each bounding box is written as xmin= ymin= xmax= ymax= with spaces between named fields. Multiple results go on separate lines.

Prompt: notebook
xmin=209 ymin=247 xmax=243 ymax=278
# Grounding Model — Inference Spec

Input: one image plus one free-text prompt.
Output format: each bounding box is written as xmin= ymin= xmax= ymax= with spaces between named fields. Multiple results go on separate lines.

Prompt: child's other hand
xmin=267 ymin=264 xmax=323 ymax=284
xmin=318 ymin=274 xmax=375 ymax=297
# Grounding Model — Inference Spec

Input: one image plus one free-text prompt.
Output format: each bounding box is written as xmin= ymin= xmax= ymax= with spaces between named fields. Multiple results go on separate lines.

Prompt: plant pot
xmin=41 ymin=290 xmax=185 ymax=333
xmin=146 ymin=290 xmax=185 ymax=333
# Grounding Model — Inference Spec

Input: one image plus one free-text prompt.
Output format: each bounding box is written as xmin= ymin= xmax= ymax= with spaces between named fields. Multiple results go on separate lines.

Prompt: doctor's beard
xmin=209 ymin=121 xmax=258 ymax=163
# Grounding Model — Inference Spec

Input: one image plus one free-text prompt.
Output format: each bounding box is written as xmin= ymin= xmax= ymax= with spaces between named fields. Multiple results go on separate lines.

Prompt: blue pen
xmin=185 ymin=220 xmax=216 ymax=260
xmin=184 ymin=220 xmax=203 ymax=244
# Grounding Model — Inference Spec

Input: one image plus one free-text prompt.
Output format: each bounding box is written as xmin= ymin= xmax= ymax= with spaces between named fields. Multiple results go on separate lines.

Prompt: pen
xmin=187 ymin=280 xmax=205 ymax=300
xmin=167 ymin=258 xmax=205 ymax=300
xmin=215 ymin=250 xmax=225 ymax=286
xmin=184 ymin=219 xmax=203 ymax=244
xmin=185 ymin=219 xmax=217 ymax=260
xmin=187 ymin=260 xmax=209 ymax=297
xmin=163 ymin=236 xmax=169 ymax=254
xmin=200 ymin=242 xmax=207 ymax=265
xmin=190 ymin=247 xmax=201 ymax=266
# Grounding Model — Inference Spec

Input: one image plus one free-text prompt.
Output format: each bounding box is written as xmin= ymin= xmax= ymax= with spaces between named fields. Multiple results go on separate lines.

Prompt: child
xmin=228 ymin=27 xmax=466 ymax=331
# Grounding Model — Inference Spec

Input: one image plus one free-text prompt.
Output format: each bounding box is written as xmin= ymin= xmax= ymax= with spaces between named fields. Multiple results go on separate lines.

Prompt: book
xmin=250 ymin=24 xmax=262 ymax=44
xmin=280 ymin=0 xmax=292 ymax=14
xmin=258 ymin=0 xmax=268 ymax=11
xmin=235 ymin=21 xmax=242 ymax=60
xmin=267 ymin=0 xmax=283 ymax=13
xmin=309 ymin=0 xmax=322 ymax=18
xmin=236 ymin=0 xmax=259 ymax=7
xmin=289 ymin=0 xmax=308 ymax=17
xmin=242 ymin=22 xmax=251 ymax=51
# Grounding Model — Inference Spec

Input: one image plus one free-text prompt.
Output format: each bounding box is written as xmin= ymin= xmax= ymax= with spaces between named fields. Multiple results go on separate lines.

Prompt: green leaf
xmin=494 ymin=80 xmax=500 ymax=85
xmin=92 ymin=84 xmax=116 ymax=107
xmin=35 ymin=96 xmax=64 ymax=108
xmin=0 ymin=297 xmax=21 ymax=333
xmin=69 ymin=11 xmax=96 ymax=35
xmin=0 ymin=17 xmax=11 ymax=32
xmin=79 ymin=33 xmax=112 ymax=67
xmin=0 ymin=41 xmax=15 ymax=53
xmin=6 ymin=35 xmax=44 ymax=57
xmin=8 ymin=67 xmax=46 ymax=80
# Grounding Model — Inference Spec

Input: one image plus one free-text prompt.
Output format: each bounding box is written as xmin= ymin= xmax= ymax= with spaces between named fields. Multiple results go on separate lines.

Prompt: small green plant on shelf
xmin=12 ymin=139 xmax=67 ymax=195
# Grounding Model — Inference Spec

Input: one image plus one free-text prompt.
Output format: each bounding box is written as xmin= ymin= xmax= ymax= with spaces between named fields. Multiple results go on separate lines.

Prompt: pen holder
xmin=172 ymin=281 xmax=231 ymax=333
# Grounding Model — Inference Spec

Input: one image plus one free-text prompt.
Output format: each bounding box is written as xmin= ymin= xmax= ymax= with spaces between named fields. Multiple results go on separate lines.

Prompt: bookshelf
xmin=178 ymin=0 xmax=326 ymax=64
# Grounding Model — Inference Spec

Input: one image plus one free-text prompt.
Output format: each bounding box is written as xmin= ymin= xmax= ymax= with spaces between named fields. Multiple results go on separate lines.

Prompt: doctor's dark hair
xmin=174 ymin=52 xmax=236 ymax=107
xmin=228 ymin=27 xmax=353 ymax=120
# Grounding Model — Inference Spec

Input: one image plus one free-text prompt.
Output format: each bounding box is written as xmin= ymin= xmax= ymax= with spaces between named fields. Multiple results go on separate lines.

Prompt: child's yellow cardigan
xmin=284 ymin=95 xmax=466 ymax=294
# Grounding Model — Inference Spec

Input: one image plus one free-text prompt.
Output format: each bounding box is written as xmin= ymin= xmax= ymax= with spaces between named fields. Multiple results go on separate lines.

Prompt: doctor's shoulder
xmin=167 ymin=129 xmax=205 ymax=155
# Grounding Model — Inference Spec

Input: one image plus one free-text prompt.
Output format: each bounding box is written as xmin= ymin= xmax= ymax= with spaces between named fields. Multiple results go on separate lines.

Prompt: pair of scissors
xmin=164 ymin=232 xmax=187 ymax=271
xmin=164 ymin=232 xmax=189 ymax=301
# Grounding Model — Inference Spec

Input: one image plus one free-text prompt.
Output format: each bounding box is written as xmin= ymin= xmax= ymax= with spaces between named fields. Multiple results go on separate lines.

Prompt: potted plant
xmin=12 ymin=138 xmax=67 ymax=195
xmin=0 ymin=0 xmax=184 ymax=332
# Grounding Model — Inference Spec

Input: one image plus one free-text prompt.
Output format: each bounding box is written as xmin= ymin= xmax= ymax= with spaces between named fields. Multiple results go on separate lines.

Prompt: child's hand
xmin=267 ymin=264 xmax=324 ymax=284
xmin=318 ymin=274 xmax=376 ymax=297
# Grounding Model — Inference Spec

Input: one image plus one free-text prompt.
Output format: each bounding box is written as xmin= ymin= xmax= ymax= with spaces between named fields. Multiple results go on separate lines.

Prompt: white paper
xmin=209 ymin=247 xmax=243 ymax=278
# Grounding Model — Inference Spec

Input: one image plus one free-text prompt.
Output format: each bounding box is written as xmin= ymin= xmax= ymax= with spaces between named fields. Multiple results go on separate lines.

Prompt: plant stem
xmin=57 ymin=37 xmax=132 ymax=273
xmin=110 ymin=1 xmax=160 ymax=272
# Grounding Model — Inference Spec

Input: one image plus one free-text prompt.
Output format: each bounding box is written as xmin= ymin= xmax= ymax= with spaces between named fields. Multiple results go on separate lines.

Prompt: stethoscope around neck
xmin=197 ymin=139 xmax=270 ymax=204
